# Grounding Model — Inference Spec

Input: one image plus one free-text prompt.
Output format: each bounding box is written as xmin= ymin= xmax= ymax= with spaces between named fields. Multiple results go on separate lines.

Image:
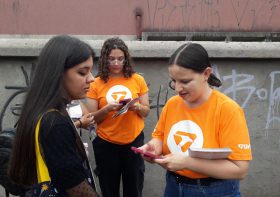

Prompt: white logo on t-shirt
xmin=167 ymin=120 xmax=203 ymax=156
xmin=238 ymin=144 xmax=251 ymax=149
xmin=106 ymin=85 xmax=132 ymax=103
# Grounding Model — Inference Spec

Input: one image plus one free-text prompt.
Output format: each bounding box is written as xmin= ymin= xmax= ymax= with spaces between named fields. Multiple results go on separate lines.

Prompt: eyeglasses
xmin=108 ymin=56 xmax=125 ymax=65
xmin=169 ymin=80 xmax=175 ymax=90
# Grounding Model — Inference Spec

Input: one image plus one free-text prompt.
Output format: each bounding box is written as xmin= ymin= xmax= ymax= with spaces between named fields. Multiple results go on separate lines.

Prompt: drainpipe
xmin=134 ymin=7 xmax=143 ymax=40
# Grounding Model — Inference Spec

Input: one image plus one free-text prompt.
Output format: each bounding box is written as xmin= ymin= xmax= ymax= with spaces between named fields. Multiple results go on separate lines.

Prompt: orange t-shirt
xmin=87 ymin=73 xmax=149 ymax=144
xmin=152 ymin=89 xmax=252 ymax=178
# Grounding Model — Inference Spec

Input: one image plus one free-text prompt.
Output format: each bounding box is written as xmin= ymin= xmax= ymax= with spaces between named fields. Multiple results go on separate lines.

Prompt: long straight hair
xmin=8 ymin=35 xmax=95 ymax=186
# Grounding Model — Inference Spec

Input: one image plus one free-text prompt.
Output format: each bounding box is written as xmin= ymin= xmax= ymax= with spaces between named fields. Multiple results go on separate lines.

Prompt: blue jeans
xmin=164 ymin=172 xmax=241 ymax=197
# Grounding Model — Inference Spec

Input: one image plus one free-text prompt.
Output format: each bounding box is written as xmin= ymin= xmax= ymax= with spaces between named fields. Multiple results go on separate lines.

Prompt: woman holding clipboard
xmin=139 ymin=43 xmax=252 ymax=197
xmin=85 ymin=37 xmax=150 ymax=197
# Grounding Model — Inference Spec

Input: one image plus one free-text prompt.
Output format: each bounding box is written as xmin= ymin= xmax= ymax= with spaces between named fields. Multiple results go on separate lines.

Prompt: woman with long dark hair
xmin=9 ymin=35 xmax=98 ymax=196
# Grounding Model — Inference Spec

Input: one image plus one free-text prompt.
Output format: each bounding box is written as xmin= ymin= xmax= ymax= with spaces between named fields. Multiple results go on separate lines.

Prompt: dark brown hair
xmin=8 ymin=35 xmax=95 ymax=186
xmin=97 ymin=37 xmax=135 ymax=82
xmin=169 ymin=43 xmax=222 ymax=87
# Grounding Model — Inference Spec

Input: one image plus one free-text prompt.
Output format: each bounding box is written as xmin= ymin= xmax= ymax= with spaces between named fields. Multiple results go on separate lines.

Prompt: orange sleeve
xmin=87 ymin=81 xmax=98 ymax=99
xmin=137 ymin=74 xmax=149 ymax=96
xmin=152 ymin=104 xmax=168 ymax=140
xmin=219 ymin=103 xmax=252 ymax=160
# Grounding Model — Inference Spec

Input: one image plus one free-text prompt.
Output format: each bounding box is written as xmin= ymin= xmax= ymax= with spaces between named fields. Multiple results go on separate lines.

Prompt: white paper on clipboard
xmin=67 ymin=103 xmax=83 ymax=119
xmin=189 ymin=147 xmax=232 ymax=159
xmin=112 ymin=97 xmax=140 ymax=118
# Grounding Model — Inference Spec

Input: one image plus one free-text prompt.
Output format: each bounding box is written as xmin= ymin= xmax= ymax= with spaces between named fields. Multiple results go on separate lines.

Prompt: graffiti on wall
xmin=212 ymin=66 xmax=280 ymax=130
xmin=145 ymin=0 xmax=280 ymax=31
xmin=0 ymin=66 xmax=32 ymax=131
xmin=1 ymin=65 xmax=280 ymax=132
xmin=149 ymin=65 xmax=280 ymax=131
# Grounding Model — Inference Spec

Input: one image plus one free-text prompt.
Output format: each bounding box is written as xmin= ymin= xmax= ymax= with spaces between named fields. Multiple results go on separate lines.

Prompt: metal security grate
xmin=141 ymin=32 xmax=280 ymax=42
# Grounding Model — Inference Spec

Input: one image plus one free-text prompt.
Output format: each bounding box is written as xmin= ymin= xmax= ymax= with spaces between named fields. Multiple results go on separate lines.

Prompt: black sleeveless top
xmin=39 ymin=111 xmax=93 ymax=195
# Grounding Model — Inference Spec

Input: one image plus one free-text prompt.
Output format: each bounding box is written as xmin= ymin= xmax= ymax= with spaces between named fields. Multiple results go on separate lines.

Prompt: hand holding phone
xmin=113 ymin=98 xmax=140 ymax=118
xmin=119 ymin=98 xmax=131 ymax=105
xmin=131 ymin=146 xmax=162 ymax=159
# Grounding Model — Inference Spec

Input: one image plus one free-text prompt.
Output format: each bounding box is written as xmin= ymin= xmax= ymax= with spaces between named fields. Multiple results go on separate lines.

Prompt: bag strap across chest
xmin=35 ymin=113 xmax=50 ymax=183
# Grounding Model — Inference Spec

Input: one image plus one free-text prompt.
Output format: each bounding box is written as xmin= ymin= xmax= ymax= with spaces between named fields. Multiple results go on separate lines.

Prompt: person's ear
xmin=203 ymin=67 xmax=212 ymax=80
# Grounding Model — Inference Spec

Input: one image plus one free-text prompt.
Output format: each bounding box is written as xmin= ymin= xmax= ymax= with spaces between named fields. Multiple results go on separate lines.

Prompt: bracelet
xmin=78 ymin=119 xmax=83 ymax=128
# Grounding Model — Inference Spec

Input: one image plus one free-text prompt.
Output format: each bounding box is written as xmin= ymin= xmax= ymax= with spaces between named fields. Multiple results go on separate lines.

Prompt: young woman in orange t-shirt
xmin=139 ymin=43 xmax=252 ymax=197
xmin=85 ymin=37 xmax=150 ymax=197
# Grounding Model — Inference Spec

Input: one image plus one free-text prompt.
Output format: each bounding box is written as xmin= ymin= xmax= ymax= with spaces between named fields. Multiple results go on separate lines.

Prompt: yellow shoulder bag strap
xmin=35 ymin=110 xmax=57 ymax=183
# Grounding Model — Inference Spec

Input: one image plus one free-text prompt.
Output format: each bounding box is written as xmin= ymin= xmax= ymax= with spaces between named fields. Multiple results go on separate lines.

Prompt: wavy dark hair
xmin=97 ymin=37 xmax=135 ymax=82
xmin=8 ymin=35 xmax=95 ymax=186
xmin=169 ymin=43 xmax=222 ymax=87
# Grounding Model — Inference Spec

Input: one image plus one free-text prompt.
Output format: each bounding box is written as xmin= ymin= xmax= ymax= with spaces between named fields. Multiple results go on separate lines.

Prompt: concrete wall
xmin=1 ymin=0 xmax=280 ymax=36
xmin=0 ymin=39 xmax=280 ymax=196
xmin=137 ymin=58 xmax=280 ymax=197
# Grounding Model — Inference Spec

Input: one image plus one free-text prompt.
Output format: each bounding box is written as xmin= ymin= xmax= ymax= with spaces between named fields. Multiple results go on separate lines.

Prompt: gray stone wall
xmin=136 ymin=59 xmax=280 ymax=197
xmin=0 ymin=39 xmax=280 ymax=196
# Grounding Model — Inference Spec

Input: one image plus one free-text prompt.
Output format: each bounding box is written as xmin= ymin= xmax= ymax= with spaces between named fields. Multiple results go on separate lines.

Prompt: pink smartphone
xmin=131 ymin=146 xmax=162 ymax=159
xmin=119 ymin=98 xmax=131 ymax=105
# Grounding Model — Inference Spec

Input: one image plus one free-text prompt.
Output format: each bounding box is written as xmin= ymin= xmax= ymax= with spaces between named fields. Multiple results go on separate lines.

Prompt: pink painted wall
xmin=1 ymin=0 xmax=280 ymax=35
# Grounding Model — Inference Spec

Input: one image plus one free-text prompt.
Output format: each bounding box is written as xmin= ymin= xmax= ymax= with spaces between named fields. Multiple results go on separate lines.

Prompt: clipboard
xmin=112 ymin=97 xmax=140 ymax=118
xmin=189 ymin=147 xmax=232 ymax=159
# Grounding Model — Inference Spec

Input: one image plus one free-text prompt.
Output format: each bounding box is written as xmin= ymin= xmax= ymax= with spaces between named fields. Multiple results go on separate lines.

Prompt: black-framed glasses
xmin=169 ymin=80 xmax=175 ymax=90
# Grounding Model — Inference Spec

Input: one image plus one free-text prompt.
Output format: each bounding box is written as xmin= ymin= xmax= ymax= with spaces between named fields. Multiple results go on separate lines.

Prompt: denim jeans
xmin=164 ymin=172 xmax=241 ymax=197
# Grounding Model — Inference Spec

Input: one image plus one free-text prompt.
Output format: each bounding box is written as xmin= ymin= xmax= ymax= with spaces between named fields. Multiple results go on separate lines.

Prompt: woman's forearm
xmin=92 ymin=106 xmax=110 ymax=124
xmin=185 ymin=157 xmax=250 ymax=179
xmin=136 ymin=103 xmax=150 ymax=118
